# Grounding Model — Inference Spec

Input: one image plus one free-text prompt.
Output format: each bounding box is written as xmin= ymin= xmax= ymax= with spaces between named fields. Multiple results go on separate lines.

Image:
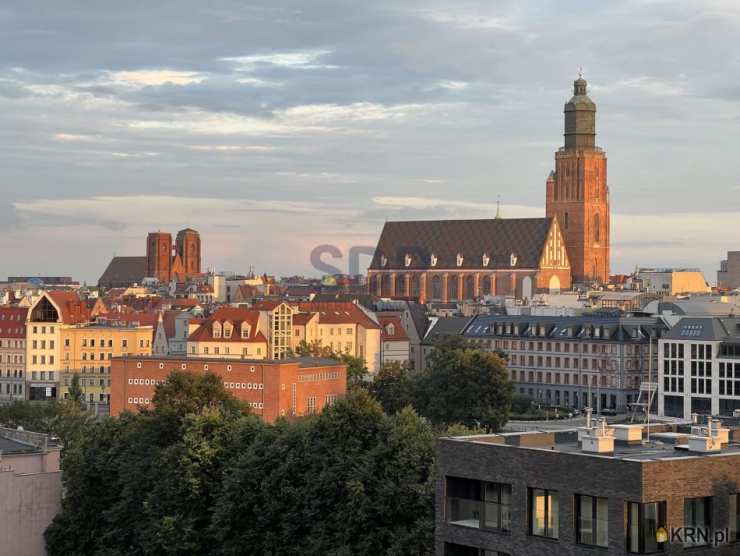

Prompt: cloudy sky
xmin=2 ymin=0 xmax=740 ymax=283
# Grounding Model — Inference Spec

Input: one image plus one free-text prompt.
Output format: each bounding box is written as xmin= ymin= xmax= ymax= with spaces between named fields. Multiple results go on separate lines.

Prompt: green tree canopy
xmin=414 ymin=336 xmax=513 ymax=431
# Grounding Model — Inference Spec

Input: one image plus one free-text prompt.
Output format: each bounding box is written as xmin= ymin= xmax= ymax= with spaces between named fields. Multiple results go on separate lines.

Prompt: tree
xmin=211 ymin=389 xmax=435 ymax=555
xmin=336 ymin=353 xmax=368 ymax=390
xmin=149 ymin=370 xmax=248 ymax=420
xmin=414 ymin=336 xmax=513 ymax=431
xmin=369 ymin=361 xmax=416 ymax=415
xmin=68 ymin=373 xmax=83 ymax=403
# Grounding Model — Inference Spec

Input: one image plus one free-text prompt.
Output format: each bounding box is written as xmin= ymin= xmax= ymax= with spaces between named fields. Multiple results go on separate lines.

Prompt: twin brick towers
xmin=146 ymin=228 xmax=202 ymax=283
xmin=546 ymin=75 xmax=610 ymax=284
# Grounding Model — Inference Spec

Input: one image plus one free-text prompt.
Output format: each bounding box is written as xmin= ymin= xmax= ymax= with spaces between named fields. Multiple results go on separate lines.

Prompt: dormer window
xmin=510 ymin=252 xmax=518 ymax=267
xmin=213 ymin=322 xmax=222 ymax=339
xmin=404 ymin=254 xmax=412 ymax=267
xmin=386 ymin=323 xmax=395 ymax=336
xmin=380 ymin=255 xmax=388 ymax=267
xmin=456 ymin=253 xmax=464 ymax=267
xmin=241 ymin=323 xmax=251 ymax=339
xmin=430 ymin=254 xmax=438 ymax=267
xmin=224 ymin=322 xmax=232 ymax=339
xmin=482 ymin=253 xmax=490 ymax=267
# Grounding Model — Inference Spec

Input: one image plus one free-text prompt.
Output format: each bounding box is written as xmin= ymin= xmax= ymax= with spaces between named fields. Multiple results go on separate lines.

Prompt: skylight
xmin=680 ymin=324 xmax=703 ymax=337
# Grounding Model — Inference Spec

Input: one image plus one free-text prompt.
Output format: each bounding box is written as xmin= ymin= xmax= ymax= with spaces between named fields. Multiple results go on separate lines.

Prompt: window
xmin=446 ymin=477 xmax=482 ymax=528
xmin=576 ymin=494 xmax=608 ymax=547
xmin=484 ymin=482 xmax=511 ymax=531
xmin=731 ymin=494 xmax=740 ymax=542
xmin=122 ymin=339 xmax=128 ymax=348
xmin=308 ymin=396 xmax=316 ymax=413
xmin=684 ymin=497 xmax=711 ymax=547
xmin=529 ymin=488 xmax=558 ymax=539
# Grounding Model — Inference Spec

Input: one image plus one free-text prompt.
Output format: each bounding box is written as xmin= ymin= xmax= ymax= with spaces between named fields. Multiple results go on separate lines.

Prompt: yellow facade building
xmin=60 ymin=324 xmax=153 ymax=403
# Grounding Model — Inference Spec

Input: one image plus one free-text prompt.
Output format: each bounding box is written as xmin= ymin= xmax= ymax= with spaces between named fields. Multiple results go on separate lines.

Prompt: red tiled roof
xmin=297 ymin=302 xmax=380 ymax=329
xmin=187 ymin=307 xmax=265 ymax=343
xmin=378 ymin=316 xmax=409 ymax=341
xmin=45 ymin=291 xmax=91 ymax=324
xmin=171 ymin=299 xmax=201 ymax=308
xmin=0 ymin=306 xmax=28 ymax=338
xmin=292 ymin=312 xmax=316 ymax=326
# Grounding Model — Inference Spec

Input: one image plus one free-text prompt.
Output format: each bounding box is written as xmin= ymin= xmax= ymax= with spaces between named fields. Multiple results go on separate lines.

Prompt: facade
xmin=462 ymin=314 xmax=667 ymax=412
xmin=187 ymin=307 xmax=268 ymax=359
xmin=717 ymin=251 xmax=740 ymax=290
xmin=110 ymin=355 xmax=347 ymax=422
xmin=26 ymin=291 xmax=91 ymax=401
xmin=59 ymin=324 xmax=153 ymax=403
xmin=297 ymin=302 xmax=382 ymax=373
xmin=175 ymin=228 xmax=201 ymax=279
xmin=658 ymin=316 xmax=740 ymax=419
xmin=0 ymin=427 xmax=62 ymax=556
xmin=545 ymin=76 xmax=610 ymax=284
xmin=379 ymin=315 xmax=410 ymax=365
xmin=0 ymin=306 xmax=27 ymax=401
xmin=369 ymin=218 xmax=572 ymax=303
xmin=437 ymin=422 xmax=740 ymax=555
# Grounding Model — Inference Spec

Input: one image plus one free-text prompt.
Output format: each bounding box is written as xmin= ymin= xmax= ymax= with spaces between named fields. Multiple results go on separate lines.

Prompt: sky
xmin=2 ymin=0 xmax=740 ymax=284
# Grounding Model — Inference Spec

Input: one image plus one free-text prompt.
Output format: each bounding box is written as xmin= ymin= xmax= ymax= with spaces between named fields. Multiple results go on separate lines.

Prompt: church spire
xmin=563 ymin=72 xmax=596 ymax=149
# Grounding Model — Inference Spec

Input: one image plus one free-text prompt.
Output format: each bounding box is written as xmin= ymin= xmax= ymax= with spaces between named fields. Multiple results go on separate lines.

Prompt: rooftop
xmin=115 ymin=355 xmax=344 ymax=368
xmin=447 ymin=423 xmax=740 ymax=463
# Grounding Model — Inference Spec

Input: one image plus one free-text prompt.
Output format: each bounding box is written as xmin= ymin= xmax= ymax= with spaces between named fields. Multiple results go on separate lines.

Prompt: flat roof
xmin=447 ymin=427 xmax=740 ymax=462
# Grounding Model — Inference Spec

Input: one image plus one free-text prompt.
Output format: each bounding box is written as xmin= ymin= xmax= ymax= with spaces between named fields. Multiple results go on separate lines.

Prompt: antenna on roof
xmin=495 ymin=196 xmax=501 ymax=219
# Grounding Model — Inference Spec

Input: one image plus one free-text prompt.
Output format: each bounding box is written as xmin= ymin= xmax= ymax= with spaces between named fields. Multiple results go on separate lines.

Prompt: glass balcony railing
xmin=446 ymin=497 xmax=482 ymax=528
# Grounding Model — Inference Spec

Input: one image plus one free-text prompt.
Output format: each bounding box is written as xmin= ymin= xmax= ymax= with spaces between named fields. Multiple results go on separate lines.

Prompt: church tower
xmin=546 ymin=75 xmax=610 ymax=284
xmin=176 ymin=228 xmax=201 ymax=279
xmin=146 ymin=232 xmax=173 ymax=282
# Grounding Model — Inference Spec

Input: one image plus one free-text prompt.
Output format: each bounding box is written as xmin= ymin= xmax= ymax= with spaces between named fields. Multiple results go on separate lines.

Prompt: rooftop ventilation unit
xmin=581 ymin=418 xmax=615 ymax=455
xmin=686 ymin=418 xmax=729 ymax=453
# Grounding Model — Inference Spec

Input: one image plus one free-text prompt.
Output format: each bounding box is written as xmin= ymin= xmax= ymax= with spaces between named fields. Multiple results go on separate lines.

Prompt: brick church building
xmin=368 ymin=75 xmax=610 ymax=302
xmin=98 ymin=228 xmax=202 ymax=288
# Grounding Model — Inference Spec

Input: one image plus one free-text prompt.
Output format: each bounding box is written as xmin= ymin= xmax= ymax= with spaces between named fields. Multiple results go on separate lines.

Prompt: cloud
xmin=221 ymin=50 xmax=337 ymax=71
xmin=104 ymin=70 xmax=207 ymax=88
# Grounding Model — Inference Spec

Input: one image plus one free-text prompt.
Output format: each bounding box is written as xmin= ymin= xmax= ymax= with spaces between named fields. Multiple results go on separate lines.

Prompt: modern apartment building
xmin=658 ymin=316 xmax=740 ymax=419
xmin=0 ymin=306 xmax=28 ymax=401
xmin=437 ymin=419 xmax=740 ymax=555
xmin=110 ymin=355 xmax=347 ymax=422
xmin=462 ymin=315 xmax=667 ymax=412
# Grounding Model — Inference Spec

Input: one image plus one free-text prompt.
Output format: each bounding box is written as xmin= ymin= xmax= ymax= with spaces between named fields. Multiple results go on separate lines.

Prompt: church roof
xmin=98 ymin=256 xmax=147 ymax=288
xmin=369 ymin=218 xmax=554 ymax=271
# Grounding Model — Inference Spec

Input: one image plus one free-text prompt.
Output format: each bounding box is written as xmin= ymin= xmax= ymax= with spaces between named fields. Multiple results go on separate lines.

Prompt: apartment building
xmin=26 ymin=291 xmax=90 ymax=400
xmin=378 ymin=315 xmax=410 ymax=365
xmin=111 ymin=355 xmax=347 ymax=422
xmin=0 ymin=306 xmax=28 ymax=401
xmin=658 ymin=316 xmax=740 ymax=419
xmin=462 ymin=315 xmax=667 ymax=412
xmin=297 ymin=302 xmax=381 ymax=373
xmin=437 ymin=419 xmax=740 ymax=555
xmin=186 ymin=307 xmax=268 ymax=359
xmin=59 ymin=324 xmax=153 ymax=403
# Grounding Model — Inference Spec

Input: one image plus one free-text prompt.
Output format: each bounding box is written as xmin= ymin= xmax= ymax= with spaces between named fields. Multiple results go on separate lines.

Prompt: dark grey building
xmin=462 ymin=314 xmax=669 ymax=412
xmin=437 ymin=420 xmax=740 ymax=555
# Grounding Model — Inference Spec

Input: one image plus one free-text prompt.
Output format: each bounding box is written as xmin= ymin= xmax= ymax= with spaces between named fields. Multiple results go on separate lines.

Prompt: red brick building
xmin=546 ymin=75 xmax=610 ymax=284
xmin=110 ymin=356 xmax=347 ymax=422
xmin=99 ymin=228 xmax=203 ymax=288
